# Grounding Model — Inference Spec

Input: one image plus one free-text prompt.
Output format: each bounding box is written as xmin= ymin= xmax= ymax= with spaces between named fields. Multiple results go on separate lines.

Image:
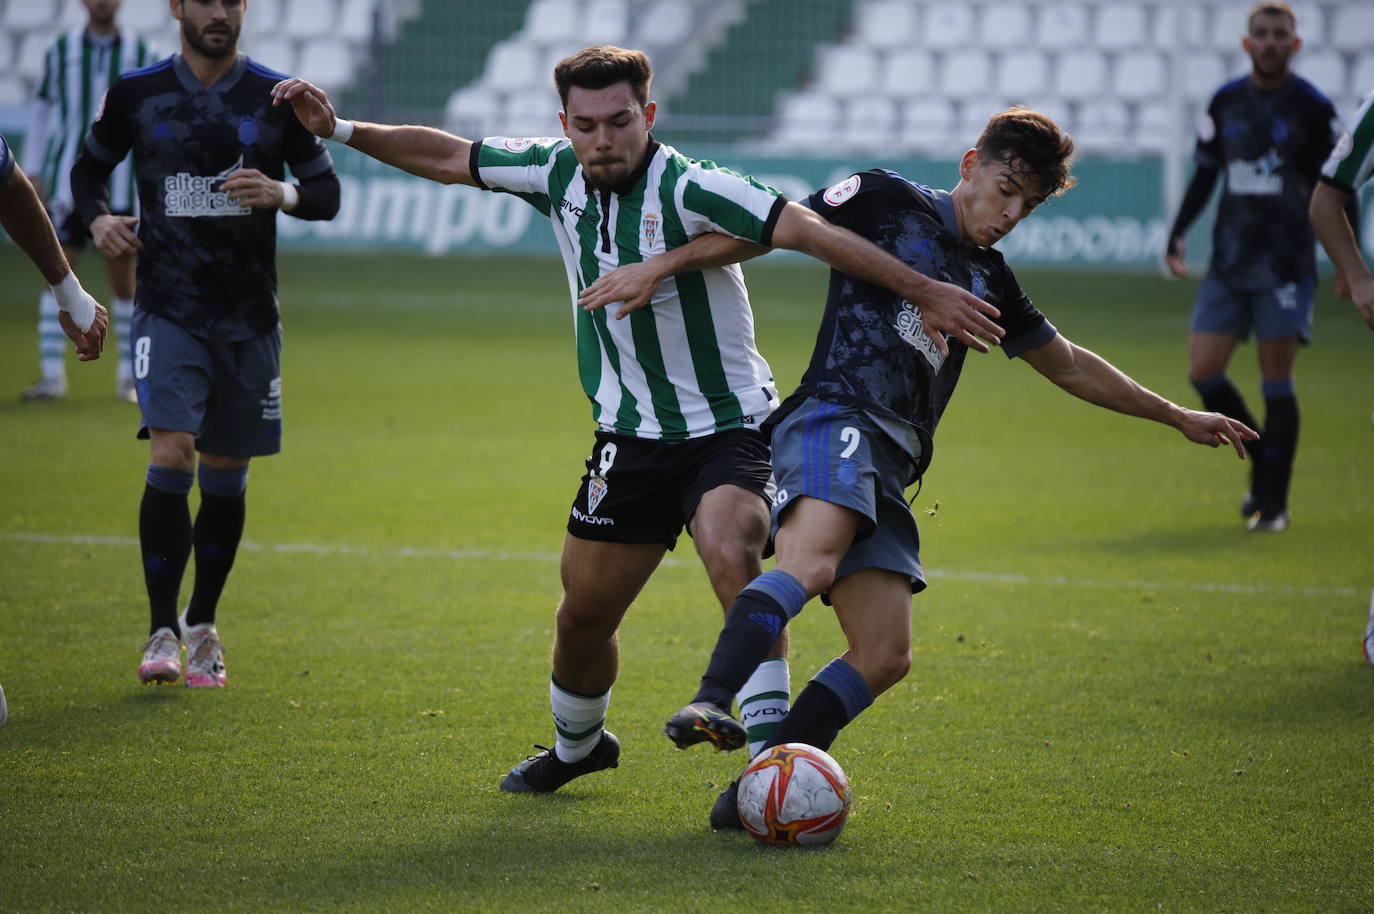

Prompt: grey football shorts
xmin=769 ymin=397 xmax=926 ymax=594
xmin=130 ymin=309 xmax=283 ymax=458
xmin=1191 ymin=275 xmax=1314 ymax=343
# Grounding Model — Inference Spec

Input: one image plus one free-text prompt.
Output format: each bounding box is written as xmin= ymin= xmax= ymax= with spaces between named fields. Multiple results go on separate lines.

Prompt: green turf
xmin=1 ymin=247 xmax=1370 ymax=912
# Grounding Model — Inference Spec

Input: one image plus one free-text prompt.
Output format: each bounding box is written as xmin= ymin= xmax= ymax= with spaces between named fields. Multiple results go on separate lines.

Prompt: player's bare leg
xmin=500 ymin=536 xmax=663 ymax=793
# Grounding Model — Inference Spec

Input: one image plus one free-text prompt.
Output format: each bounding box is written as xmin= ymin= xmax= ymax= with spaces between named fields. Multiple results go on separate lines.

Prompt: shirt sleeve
xmin=1320 ymin=91 xmax=1374 ymax=194
xmin=83 ymin=76 xmax=134 ymax=165
xmin=1194 ymin=95 xmax=1223 ymax=170
xmin=805 ymin=169 xmax=906 ymax=234
xmin=991 ymin=257 xmax=1057 ymax=359
xmin=676 ymin=159 xmax=786 ymax=246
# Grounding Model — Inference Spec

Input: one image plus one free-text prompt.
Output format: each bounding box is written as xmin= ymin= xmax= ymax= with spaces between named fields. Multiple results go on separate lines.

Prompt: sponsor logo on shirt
xmin=895 ymin=300 xmax=947 ymax=371
xmin=559 ymin=197 xmax=586 ymax=218
xmin=504 ymin=138 xmax=536 ymax=153
xmin=1227 ymin=149 xmax=1283 ymax=195
xmin=163 ymin=155 xmax=250 ymax=218
xmin=823 ymin=175 xmax=861 ymax=206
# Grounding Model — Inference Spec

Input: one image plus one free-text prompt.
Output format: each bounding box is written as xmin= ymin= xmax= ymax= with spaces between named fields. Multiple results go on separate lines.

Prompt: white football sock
xmin=739 ymin=657 xmax=790 ymax=757
xmin=550 ymin=677 xmax=609 ymax=764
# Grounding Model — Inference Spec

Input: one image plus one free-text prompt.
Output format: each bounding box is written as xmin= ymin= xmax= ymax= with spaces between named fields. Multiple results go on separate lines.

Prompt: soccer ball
xmin=736 ymin=742 xmax=851 ymax=846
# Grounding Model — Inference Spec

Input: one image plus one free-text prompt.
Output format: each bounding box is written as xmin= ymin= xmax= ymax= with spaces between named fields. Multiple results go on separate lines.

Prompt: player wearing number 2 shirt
xmin=652 ymin=107 xmax=1258 ymax=831
xmin=69 ymin=0 xmax=339 ymax=689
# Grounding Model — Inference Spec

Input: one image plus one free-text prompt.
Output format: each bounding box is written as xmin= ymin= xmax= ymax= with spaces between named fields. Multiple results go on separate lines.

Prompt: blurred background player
xmin=71 ymin=0 xmax=341 ymax=687
xmin=19 ymin=0 xmax=157 ymax=403
xmin=629 ymin=108 xmax=1255 ymax=829
xmin=1 ymin=127 xmax=109 ymax=730
xmin=1164 ymin=1 xmax=1346 ymax=532
xmin=274 ymin=45 xmax=1002 ymax=795
xmin=1308 ymin=86 xmax=1374 ymax=663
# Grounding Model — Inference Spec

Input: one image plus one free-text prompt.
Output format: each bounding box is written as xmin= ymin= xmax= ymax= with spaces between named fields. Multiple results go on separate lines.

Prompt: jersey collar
xmin=171 ymin=52 xmax=249 ymax=94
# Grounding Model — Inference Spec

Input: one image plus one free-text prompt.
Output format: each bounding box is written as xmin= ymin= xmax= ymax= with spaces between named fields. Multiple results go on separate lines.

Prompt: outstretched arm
xmin=271 ymin=78 xmax=476 ymax=186
xmin=0 ymin=157 xmax=108 ymax=358
xmin=772 ymin=201 xmax=1004 ymax=355
xmin=1021 ymin=334 xmax=1257 ymax=457
xmin=1310 ymin=181 xmax=1374 ymax=330
xmin=579 ymin=233 xmax=769 ymax=318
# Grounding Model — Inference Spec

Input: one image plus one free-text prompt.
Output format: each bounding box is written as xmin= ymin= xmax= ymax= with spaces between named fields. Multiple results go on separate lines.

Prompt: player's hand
xmin=270 ymin=77 xmax=337 ymax=139
xmin=59 ymin=300 xmax=109 ymax=361
xmin=90 ymin=214 xmax=141 ymax=258
xmin=912 ymin=279 xmax=1004 ymax=357
xmin=1165 ymin=236 xmax=1188 ymax=277
xmin=1177 ymin=409 xmax=1258 ymax=458
xmin=1349 ymin=275 xmax=1374 ymax=331
xmin=221 ymin=168 xmax=287 ymax=209
xmin=579 ymin=262 xmax=667 ymax=319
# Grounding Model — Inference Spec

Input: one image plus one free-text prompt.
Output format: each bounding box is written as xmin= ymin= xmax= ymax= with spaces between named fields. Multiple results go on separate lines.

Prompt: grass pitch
xmin=1 ymin=246 xmax=1371 ymax=912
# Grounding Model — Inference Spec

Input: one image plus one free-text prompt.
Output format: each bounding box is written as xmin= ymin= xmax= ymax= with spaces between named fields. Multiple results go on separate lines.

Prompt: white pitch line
xmin=0 ymin=531 xmax=1359 ymax=599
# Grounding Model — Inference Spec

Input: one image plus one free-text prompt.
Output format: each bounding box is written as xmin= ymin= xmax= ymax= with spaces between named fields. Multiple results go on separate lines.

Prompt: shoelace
xmin=524 ymin=744 xmax=555 ymax=763
xmin=141 ymin=632 xmax=178 ymax=656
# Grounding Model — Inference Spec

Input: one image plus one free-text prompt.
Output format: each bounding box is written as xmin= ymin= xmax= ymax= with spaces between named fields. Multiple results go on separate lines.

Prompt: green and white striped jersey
xmin=1322 ymin=90 xmax=1374 ymax=193
xmin=471 ymin=136 xmax=785 ymax=441
xmin=22 ymin=26 xmax=157 ymax=216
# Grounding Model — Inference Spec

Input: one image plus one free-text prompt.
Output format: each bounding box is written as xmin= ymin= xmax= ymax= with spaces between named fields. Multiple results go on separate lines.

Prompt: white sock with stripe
xmin=550 ymin=676 xmax=609 ymax=764
xmin=38 ymin=290 xmax=66 ymax=380
xmin=738 ymin=657 xmax=790 ymax=757
xmin=113 ymin=297 xmax=135 ymax=383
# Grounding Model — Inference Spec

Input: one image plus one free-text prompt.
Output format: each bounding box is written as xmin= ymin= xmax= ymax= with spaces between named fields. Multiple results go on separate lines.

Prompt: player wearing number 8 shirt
xmin=273 ymin=45 xmax=1010 ymax=794
xmin=70 ymin=0 xmax=340 ymax=687
xmin=632 ymin=108 xmax=1258 ymax=829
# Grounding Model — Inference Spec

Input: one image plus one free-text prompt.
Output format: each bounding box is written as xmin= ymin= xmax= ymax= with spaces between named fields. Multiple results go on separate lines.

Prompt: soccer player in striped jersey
xmin=1308 ymin=87 xmax=1374 ymax=664
xmin=20 ymin=0 xmax=158 ymax=402
xmin=1164 ymin=2 xmax=1346 ymax=532
xmin=71 ymin=0 xmax=341 ymax=688
xmin=606 ymin=108 xmax=1256 ymax=830
xmin=273 ymin=46 xmax=1004 ymax=794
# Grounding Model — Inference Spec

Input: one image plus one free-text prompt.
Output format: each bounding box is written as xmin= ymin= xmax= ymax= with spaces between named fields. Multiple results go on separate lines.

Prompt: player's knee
xmin=554 ymin=600 xmax=619 ymax=645
xmin=865 ymin=648 xmax=911 ymax=693
xmin=787 ymin=560 xmax=837 ymax=599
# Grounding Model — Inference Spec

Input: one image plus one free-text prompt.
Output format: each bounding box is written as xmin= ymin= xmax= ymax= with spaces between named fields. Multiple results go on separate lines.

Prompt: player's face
xmin=1244 ymin=11 xmax=1300 ymax=81
xmin=560 ymin=82 xmax=656 ymax=191
xmin=953 ymin=149 xmax=1048 ymax=247
xmin=83 ymin=0 xmax=121 ymax=27
xmin=175 ymin=0 xmax=244 ymax=59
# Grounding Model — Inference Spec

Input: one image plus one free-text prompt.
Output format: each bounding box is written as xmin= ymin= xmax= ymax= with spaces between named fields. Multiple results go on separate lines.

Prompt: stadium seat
xmin=816 ymin=45 xmax=881 ymax=98
xmin=899 ymin=96 xmax=955 ymax=151
xmin=1019 ymin=96 xmax=1073 ymax=133
xmin=637 ymin=2 xmax=693 ymax=47
xmin=300 ymin=38 xmax=354 ymax=92
xmin=246 ymin=0 xmax=283 ymax=33
xmin=505 ymin=88 xmax=561 ymax=137
xmin=1114 ymin=49 xmax=1167 ymax=102
xmin=1036 ymin=4 xmax=1089 ymax=52
xmin=1351 ymin=52 xmax=1374 ymax=101
xmin=337 ymin=0 xmax=374 ymax=43
xmin=958 ymin=97 xmax=1008 ymax=140
xmin=925 ymin=4 xmax=976 ymax=46
xmin=0 ymin=33 xmax=13 ymax=74
xmin=525 ymin=0 xmax=580 ymax=46
xmin=939 ymin=48 xmax=993 ymax=100
xmin=1208 ymin=2 xmax=1252 ymax=52
xmin=283 ymin=0 xmax=336 ymax=39
xmin=1329 ymin=5 xmax=1374 ymax=54
xmin=56 ymin=0 xmax=87 ymax=28
xmin=15 ymin=32 xmax=51 ymax=81
xmin=0 ymin=74 xmax=26 ymax=106
xmin=1093 ymin=3 xmax=1147 ymax=51
xmin=1074 ymin=97 xmax=1130 ymax=153
xmin=1132 ymin=99 xmax=1174 ymax=153
xmin=1184 ymin=52 xmax=1227 ymax=101
xmin=247 ymin=36 xmax=298 ymax=76
xmin=1054 ymin=49 xmax=1108 ymax=101
xmin=1152 ymin=5 xmax=1209 ymax=49
xmin=773 ymin=91 xmax=841 ymax=147
xmin=881 ymin=49 xmax=934 ymax=98
xmin=583 ymin=0 xmax=629 ymax=45
xmin=996 ymin=49 xmax=1050 ymax=99
xmin=842 ymin=95 xmax=900 ymax=150
xmin=980 ymin=2 xmax=1034 ymax=50
xmin=1289 ymin=1 xmax=1325 ymax=45
xmin=536 ymin=41 xmax=584 ymax=84
xmin=482 ymin=40 xmax=542 ymax=92
xmin=2 ymin=0 xmax=58 ymax=30
xmin=853 ymin=0 xmax=919 ymax=51
xmin=445 ymin=86 xmax=502 ymax=135
xmin=1299 ymin=49 xmax=1347 ymax=101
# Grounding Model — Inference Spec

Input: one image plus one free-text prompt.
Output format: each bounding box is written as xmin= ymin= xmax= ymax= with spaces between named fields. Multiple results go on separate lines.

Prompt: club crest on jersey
xmin=164 ymin=155 xmax=250 ymax=218
xmin=643 ymin=212 xmax=659 ymax=245
xmin=823 ymin=175 xmax=861 ymax=206
xmin=587 ymin=474 xmax=609 ymax=515
xmin=504 ymin=137 xmax=536 ymax=153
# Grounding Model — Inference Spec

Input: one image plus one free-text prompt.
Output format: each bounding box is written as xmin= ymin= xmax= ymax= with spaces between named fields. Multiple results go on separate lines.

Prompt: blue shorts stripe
xmin=802 ymin=400 xmax=835 ymax=500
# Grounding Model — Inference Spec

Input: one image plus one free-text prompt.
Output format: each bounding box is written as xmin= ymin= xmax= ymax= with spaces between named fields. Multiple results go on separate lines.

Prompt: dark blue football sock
xmin=140 ymin=466 xmax=194 ymax=636
xmin=693 ymin=570 xmax=808 ymax=709
xmin=762 ymin=658 xmax=873 ymax=753
xmin=186 ymin=464 xmax=249 ymax=628
xmin=1260 ymin=379 xmax=1298 ymax=515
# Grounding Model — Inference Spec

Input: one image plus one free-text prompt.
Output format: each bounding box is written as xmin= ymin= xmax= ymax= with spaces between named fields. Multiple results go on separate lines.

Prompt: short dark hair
xmin=975 ymin=107 xmax=1077 ymax=198
xmin=1249 ymin=2 xmax=1296 ymax=31
xmin=553 ymin=46 xmax=653 ymax=110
